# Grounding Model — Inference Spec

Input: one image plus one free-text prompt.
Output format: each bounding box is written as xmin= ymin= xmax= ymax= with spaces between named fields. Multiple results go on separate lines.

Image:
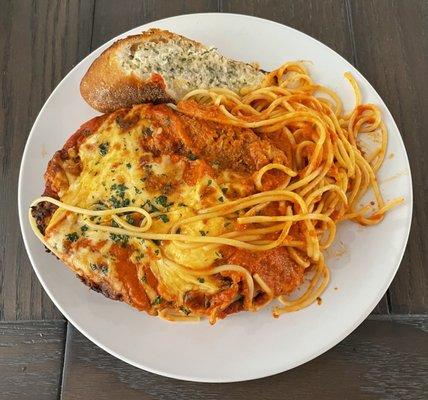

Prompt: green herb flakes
xmin=155 ymin=195 xmax=168 ymax=207
xmin=143 ymin=199 xmax=159 ymax=213
xmin=152 ymin=295 xmax=163 ymax=306
xmin=188 ymin=152 xmax=198 ymax=161
xmin=98 ymin=142 xmax=109 ymax=156
xmin=125 ymin=214 xmax=135 ymax=225
xmin=158 ymin=214 xmax=169 ymax=223
xmin=142 ymin=126 xmax=153 ymax=137
xmin=180 ymin=306 xmax=191 ymax=316
xmin=109 ymin=233 xmax=129 ymax=247
xmin=65 ymin=232 xmax=78 ymax=242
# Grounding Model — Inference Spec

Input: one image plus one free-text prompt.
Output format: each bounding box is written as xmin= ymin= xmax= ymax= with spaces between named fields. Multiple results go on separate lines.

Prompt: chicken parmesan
xmin=30 ymin=102 xmax=307 ymax=322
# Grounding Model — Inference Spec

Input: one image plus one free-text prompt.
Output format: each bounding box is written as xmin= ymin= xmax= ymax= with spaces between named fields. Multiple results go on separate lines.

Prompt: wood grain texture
xmin=61 ymin=317 xmax=427 ymax=400
xmin=348 ymin=0 xmax=428 ymax=313
xmin=91 ymin=0 xmax=219 ymax=49
xmin=0 ymin=0 xmax=94 ymax=321
xmin=0 ymin=320 xmax=66 ymax=400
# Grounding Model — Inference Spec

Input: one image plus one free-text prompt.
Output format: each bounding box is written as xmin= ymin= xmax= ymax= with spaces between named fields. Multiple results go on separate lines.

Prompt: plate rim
xmin=18 ymin=12 xmax=413 ymax=382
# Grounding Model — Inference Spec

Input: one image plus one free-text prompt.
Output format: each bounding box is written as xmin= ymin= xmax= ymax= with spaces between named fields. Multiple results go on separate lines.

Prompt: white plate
xmin=18 ymin=13 xmax=412 ymax=382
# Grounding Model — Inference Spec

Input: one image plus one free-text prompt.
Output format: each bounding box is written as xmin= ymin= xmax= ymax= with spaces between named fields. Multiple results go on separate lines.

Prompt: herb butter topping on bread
xmin=80 ymin=29 xmax=266 ymax=113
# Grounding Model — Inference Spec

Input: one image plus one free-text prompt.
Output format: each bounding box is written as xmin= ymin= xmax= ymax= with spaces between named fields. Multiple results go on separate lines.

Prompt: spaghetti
xmin=29 ymin=61 xmax=403 ymax=322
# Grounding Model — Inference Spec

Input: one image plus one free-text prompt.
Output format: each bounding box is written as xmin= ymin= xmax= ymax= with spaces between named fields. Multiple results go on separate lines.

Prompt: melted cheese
xmin=44 ymin=112 xmax=248 ymax=306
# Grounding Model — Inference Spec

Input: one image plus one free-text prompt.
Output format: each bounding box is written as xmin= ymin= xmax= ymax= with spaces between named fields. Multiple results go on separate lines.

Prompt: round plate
xmin=18 ymin=13 xmax=412 ymax=382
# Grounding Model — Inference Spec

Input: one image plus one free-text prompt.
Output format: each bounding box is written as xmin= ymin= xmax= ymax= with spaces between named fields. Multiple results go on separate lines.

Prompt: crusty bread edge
xmin=80 ymin=29 xmax=206 ymax=113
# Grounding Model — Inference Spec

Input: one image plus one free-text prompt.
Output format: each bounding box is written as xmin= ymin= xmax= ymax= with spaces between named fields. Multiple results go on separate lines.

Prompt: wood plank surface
xmin=91 ymin=0 xmax=219 ymax=49
xmin=0 ymin=320 xmax=66 ymax=400
xmin=348 ymin=0 xmax=428 ymax=313
xmin=60 ymin=317 xmax=428 ymax=400
xmin=0 ymin=0 xmax=94 ymax=321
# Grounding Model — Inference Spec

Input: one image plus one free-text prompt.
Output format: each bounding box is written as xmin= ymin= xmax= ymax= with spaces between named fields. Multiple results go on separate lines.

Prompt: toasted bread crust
xmin=80 ymin=29 xmax=206 ymax=113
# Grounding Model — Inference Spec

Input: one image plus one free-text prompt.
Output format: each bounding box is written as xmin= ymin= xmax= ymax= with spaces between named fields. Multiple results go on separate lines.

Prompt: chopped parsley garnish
xmin=207 ymin=179 xmax=212 ymax=186
xmin=109 ymin=183 xmax=129 ymax=208
xmin=90 ymin=263 xmax=108 ymax=275
xmin=98 ymin=142 xmax=109 ymax=156
xmin=111 ymin=220 xmax=119 ymax=227
xmin=125 ymin=214 xmax=135 ymax=225
xmin=126 ymin=162 xmax=131 ymax=169
xmin=65 ymin=232 xmax=78 ymax=242
xmin=154 ymin=249 xmax=160 ymax=255
xmin=218 ymin=196 xmax=224 ymax=203
xmin=179 ymin=306 xmax=191 ymax=316
xmin=140 ymin=274 xmax=147 ymax=283
xmin=187 ymin=151 xmax=198 ymax=161
xmin=199 ymin=230 xmax=207 ymax=236
xmin=221 ymin=187 xmax=228 ymax=195
xmin=236 ymin=295 xmax=244 ymax=304
xmin=158 ymin=214 xmax=169 ymax=223
xmin=155 ymin=195 xmax=168 ymax=207
xmin=109 ymin=233 xmax=129 ymax=247
xmin=109 ymin=196 xmax=130 ymax=208
xmin=93 ymin=201 xmax=107 ymax=211
xmin=142 ymin=126 xmax=153 ymax=137
xmin=152 ymin=295 xmax=163 ymax=305
xmin=80 ymin=225 xmax=89 ymax=233
xmin=143 ymin=199 xmax=159 ymax=213
xmin=197 ymin=277 xmax=205 ymax=283
xmin=111 ymin=183 xmax=128 ymax=195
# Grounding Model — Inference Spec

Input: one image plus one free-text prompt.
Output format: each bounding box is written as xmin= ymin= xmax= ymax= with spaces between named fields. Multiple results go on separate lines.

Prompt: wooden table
xmin=1 ymin=1 xmax=427 ymax=398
